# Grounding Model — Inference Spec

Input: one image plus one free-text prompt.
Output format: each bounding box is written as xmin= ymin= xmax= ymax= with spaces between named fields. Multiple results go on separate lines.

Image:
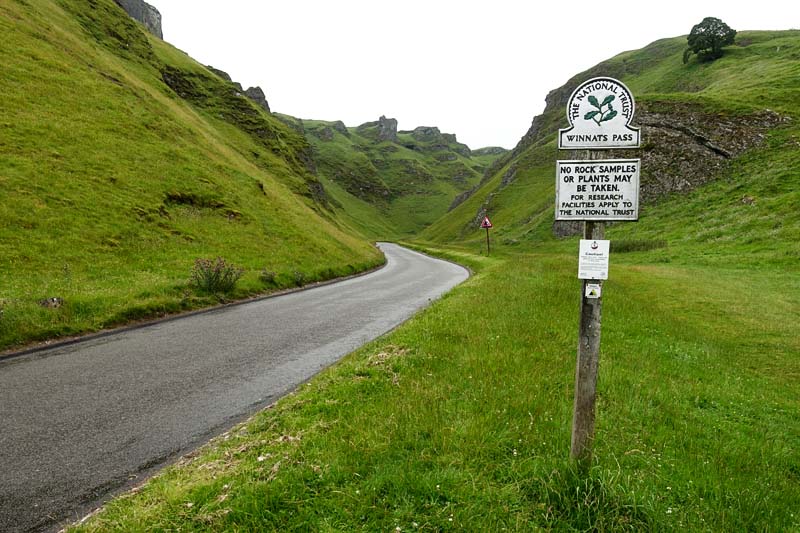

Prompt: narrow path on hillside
xmin=0 ymin=243 xmax=468 ymax=533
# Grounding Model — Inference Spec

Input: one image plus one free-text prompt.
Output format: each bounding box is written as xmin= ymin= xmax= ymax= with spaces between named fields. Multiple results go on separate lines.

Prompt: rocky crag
xmin=114 ymin=3 xmax=272 ymax=115
xmin=206 ymin=66 xmax=272 ymax=114
xmin=114 ymin=0 xmax=162 ymax=39
xmin=356 ymin=115 xmax=399 ymax=143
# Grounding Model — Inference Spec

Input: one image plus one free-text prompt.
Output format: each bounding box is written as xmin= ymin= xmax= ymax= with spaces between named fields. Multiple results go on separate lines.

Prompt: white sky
xmin=155 ymin=1 xmax=796 ymax=149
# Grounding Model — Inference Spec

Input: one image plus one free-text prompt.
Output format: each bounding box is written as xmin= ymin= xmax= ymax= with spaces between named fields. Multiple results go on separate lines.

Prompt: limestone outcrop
xmin=245 ymin=87 xmax=271 ymax=113
xmin=356 ymin=116 xmax=398 ymax=142
xmin=114 ymin=0 xmax=162 ymax=39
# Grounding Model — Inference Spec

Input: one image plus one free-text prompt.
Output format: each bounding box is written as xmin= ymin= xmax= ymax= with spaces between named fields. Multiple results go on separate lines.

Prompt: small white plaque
xmin=578 ymin=240 xmax=610 ymax=280
xmin=585 ymin=283 xmax=602 ymax=299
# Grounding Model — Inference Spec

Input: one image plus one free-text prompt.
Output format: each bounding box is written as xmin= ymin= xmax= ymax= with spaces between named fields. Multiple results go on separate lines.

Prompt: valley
xmin=0 ymin=1 xmax=797 ymax=531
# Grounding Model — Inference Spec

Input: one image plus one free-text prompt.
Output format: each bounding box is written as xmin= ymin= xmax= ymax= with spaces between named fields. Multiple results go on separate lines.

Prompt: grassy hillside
xmin=420 ymin=30 xmax=800 ymax=263
xmin=0 ymin=0 xmax=383 ymax=351
xmin=284 ymin=116 xmax=506 ymax=238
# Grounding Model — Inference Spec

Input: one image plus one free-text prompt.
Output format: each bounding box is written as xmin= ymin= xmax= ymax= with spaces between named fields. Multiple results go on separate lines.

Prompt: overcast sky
xmin=155 ymin=1 xmax=796 ymax=149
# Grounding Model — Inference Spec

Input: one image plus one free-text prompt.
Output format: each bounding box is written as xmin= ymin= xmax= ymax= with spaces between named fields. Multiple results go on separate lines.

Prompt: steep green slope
xmin=0 ymin=0 xmax=382 ymax=350
xmin=420 ymin=30 xmax=800 ymax=267
xmin=282 ymin=116 xmax=506 ymax=238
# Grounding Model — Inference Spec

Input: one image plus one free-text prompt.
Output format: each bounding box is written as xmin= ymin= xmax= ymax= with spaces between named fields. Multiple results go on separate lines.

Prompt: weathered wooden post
xmin=556 ymin=78 xmax=641 ymax=463
xmin=571 ymin=153 xmax=605 ymax=461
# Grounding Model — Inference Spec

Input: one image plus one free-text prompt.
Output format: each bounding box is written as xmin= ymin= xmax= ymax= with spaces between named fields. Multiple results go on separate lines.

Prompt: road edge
xmin=0 ymin=247 xmax=388 ymax=364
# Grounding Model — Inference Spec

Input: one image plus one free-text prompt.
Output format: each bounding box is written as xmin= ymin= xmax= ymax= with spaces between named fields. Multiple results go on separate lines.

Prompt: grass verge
xmin=71 ymin=246 xmax=799 ymax=531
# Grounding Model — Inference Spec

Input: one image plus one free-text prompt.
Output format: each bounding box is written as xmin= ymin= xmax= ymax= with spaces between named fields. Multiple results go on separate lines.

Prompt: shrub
xmin=190 ymin=257 xmax=244 ymax=293
xmin=293 ymin=270 xmax=306 ymax=287
xmin=259 ymin=269 xmax=277 ymax=285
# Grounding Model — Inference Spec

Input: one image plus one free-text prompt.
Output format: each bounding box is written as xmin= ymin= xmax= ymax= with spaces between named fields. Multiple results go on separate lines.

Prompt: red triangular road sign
xmin=480 ymin=216 xmax=493 ymax=229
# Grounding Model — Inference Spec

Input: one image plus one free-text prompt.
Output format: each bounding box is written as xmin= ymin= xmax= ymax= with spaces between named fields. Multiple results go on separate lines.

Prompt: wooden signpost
xmin=556 ymin=77 xmax=641 ymax=463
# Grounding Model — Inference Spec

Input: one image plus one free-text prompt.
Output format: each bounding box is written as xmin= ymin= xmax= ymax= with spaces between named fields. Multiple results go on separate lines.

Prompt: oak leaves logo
xmin=584 ymin=94 xmax=617 ymax=126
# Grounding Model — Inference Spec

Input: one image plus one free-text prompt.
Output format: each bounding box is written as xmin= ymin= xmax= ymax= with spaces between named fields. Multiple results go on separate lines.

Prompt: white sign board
xmin=578 ymin=240 xmax=610 ymax=280
xmin=558 ymin=77 xmax=640 ymax=150
xmin=556 ymin=159 xmax=640 ymax=221
xmin=585 ymin=283 xmax=602 ymax=299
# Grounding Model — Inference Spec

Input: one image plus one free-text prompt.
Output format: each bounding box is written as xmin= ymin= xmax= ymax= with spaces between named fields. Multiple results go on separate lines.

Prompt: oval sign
xmin=558 ymin=77 xmax=640 ymax=150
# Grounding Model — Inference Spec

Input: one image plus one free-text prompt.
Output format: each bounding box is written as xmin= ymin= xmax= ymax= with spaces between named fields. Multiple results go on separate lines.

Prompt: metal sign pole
xmin=486 ymin=227 xmax=491 ymax=255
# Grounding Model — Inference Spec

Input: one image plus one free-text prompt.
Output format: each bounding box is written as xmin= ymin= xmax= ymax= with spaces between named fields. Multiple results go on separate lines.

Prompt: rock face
xmin=206 ymin=66 xmax=244 ymax=91
xmin=275 ymin=115 xmax=305 ymax=134
xmin=114 ymin=0 xmax=162 ymax=39
xmin=377 ymin=116 xmax=398 ymax=142
xmin=499 ymin=164 xmax=518 ymax=189
xmin=331 ymin=121 xmax=350 ymax=137
xmin=473 ymin=146 xmax=508 ymax=156
xmin=411 ymin=126 xmax=442 ymax=141
xmin=399 ymin=126 xmax=471 ymax=156
xmin=207 ymin=66 xmax=232 ymax=82
xmin=245 ymin=86 xmax=270 ymax=113
xmin=356 ymin=115 xmax=398 ymax=142
xmin=311 ymin=126 xmax=335 ymax=141
xmin=449 ymin=189 xmax=473 ymax=211
xmin=634 ymin=103 xmax=786 ymax=202
xmin=307 ymin=121 xmax=351 ymax=142
xmin=206 ymin=68 xmax=270 ymax=114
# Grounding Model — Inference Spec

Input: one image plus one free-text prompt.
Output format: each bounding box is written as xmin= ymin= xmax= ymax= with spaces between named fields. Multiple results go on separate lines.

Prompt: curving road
xmin=0 ymin=243 xmax=468 ymax=533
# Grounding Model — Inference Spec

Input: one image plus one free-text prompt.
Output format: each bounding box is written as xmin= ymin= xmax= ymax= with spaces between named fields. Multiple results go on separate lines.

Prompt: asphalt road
xmin=0 ymin=243 xmax=468 ymax=533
